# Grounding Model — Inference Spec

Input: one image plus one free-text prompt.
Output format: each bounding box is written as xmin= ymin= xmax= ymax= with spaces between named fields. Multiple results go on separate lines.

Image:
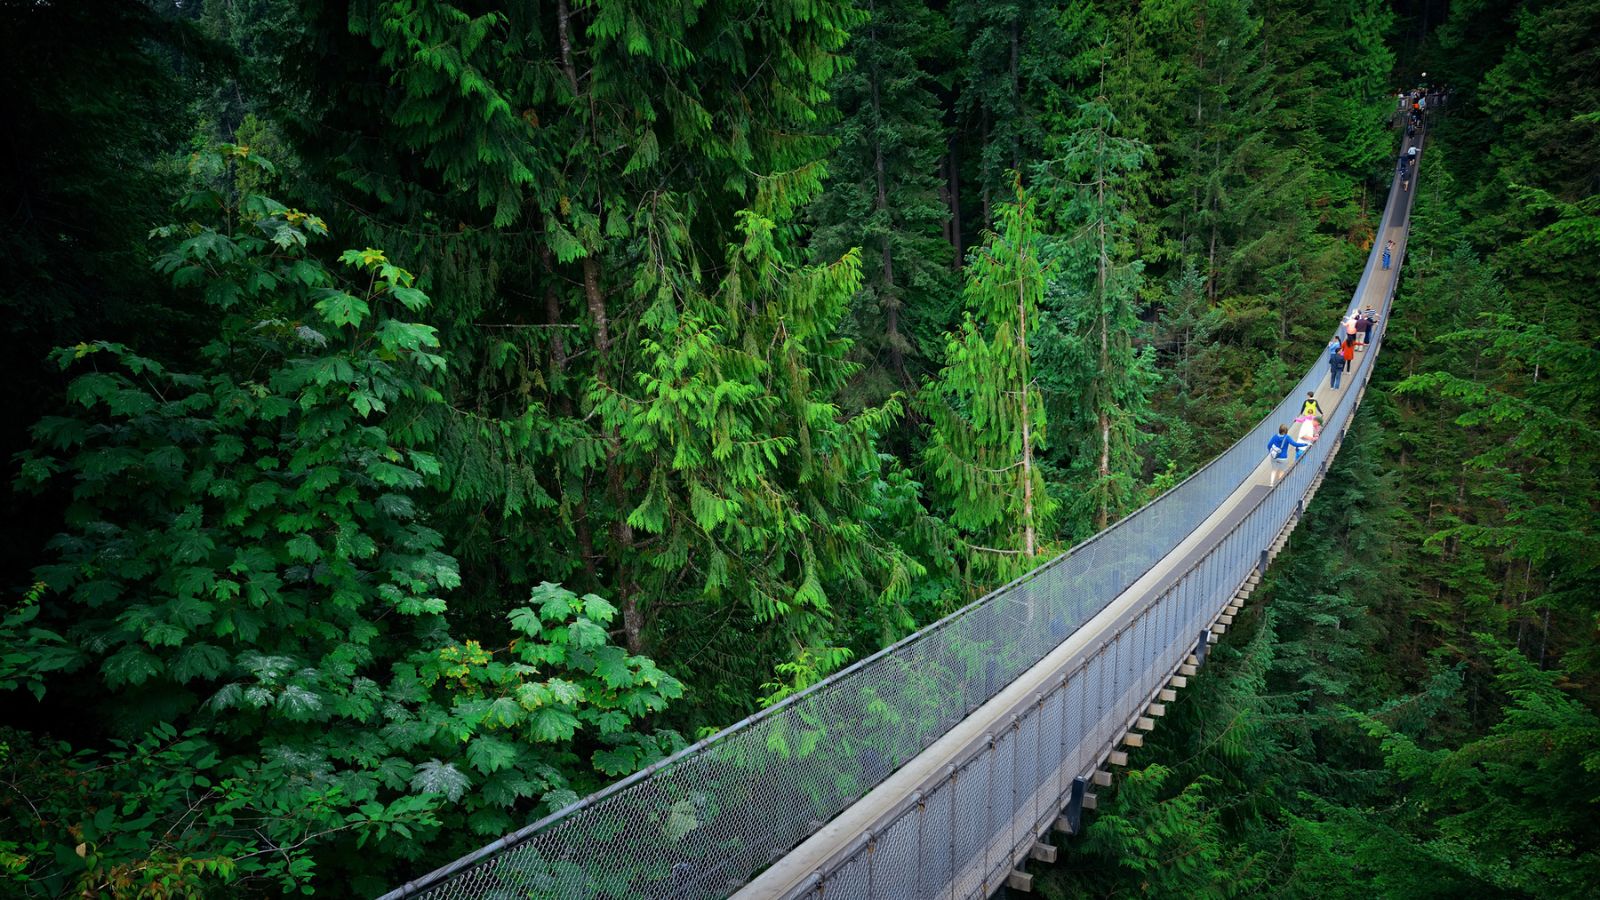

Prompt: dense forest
xmin=0 ymin=0 xmax=1593 ymax=895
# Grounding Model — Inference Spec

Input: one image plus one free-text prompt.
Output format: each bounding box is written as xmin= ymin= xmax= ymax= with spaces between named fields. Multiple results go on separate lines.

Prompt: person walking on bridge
xmin=1267 ymin=425 xmax=1309 ymax=487
xmin=1360 ymin=306 xmax=1379 ymax=347
xmin=1301 ymin=392 xmax=1323 ymax=418
xmin=1328 ymin=338 xmax=1345 ymax=390
xmin=1382 ymin=240 xmax=1393 ymax=270
xmin=1341 ymin=334 xmax=1356 ymax=374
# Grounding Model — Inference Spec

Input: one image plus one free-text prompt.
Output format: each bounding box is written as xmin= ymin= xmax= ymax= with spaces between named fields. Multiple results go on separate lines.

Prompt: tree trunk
xmin=558 ymin=4 xmax=642 ymax=653
xmin=948 ymin=138 xmax=963 ymax=268
xmin=540 ymin=245 xmax=568 ymax=378
xmin=869 ymin=57 xmax=911 ymax=389
xmin=1018 ymin=254 xmax=1036 ymax=560
xmin=1009 ymin=19 xmax=1021 ymax=171
xmin=539 ymin=243 xmax=597 ymax=582
xmin=939 ymin=154 xmax=953 ymax=248
xmin=1206 ymin=227 xmax=1218 ymax=302
xmin=981 ymin=111 xmax=993 ymax=226
xmin=1096 ymin=121 xmax=1112 ymax=531
xmin=583 ymin=257 xmax=644 ymax=653
xmin=557 ymin=0 xmax=581 ymax=96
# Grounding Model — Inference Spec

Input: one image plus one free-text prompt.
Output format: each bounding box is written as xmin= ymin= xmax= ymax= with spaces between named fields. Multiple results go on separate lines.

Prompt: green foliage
xmin=808 ymin=0 xmax=958 ymax=404
xmin=1344 ymin=643 xmax=1600 ymax=896
xmin=3 ymin=153 xmax=681 ymax=891
xmin=1058 ymin=765 xmax=1266 ymax=897
xmin=1035 ymin=13 xmax=1157 ymax=534
xmin=0 ymin=722 xmax=438 ymax=895
xmin=264 ymin=0 xmax=951 ymax=726
xmin=923 ymin=184 xmax=1053 ymax=584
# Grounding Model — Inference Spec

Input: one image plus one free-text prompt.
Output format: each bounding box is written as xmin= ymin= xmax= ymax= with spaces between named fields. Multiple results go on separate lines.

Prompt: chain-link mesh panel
xmin=918 ymin=774 xmax=956 ymax=900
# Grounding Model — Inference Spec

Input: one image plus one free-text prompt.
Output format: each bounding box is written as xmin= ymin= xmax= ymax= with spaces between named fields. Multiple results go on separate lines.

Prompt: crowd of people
xmin=1266 ymin=81 xmax=1426 ymax=485
xmin=1397 ymin=83 xmax=1444 ymax=191
xmin=1266 ymin=304 xmax=1382 ymax=487
xmin=1264 ymin=82 xmax=1426 ymax=486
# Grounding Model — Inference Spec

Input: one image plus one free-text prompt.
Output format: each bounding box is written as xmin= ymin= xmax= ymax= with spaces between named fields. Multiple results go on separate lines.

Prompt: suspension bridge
xmin=382 ymin=132 xmax=1424 ymax=900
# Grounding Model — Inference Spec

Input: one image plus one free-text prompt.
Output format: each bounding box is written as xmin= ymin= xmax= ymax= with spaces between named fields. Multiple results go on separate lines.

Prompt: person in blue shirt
xmin=1327 ymin=338 xmax=1345 ymax=390
xmin=1266 ymin=424 xmax=1309 ymax=487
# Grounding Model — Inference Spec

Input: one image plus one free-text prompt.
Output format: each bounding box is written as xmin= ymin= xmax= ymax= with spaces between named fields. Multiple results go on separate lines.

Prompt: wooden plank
xmin=1158 ymin=688 xmax=1177 ymax=702
xmin=1135 ymin=716 xmax=1156 ymax=731
xmin=1092 ymin=770 xmax=1113 ymax=787
xmin=1206 ymin=632 xmax=1219 ymax=645
xmin=1169 ymin=675 xmax=1187 ymax=688
xmin=1121 ymin=732 xmax=1144 ymax=748
xmin=1083 ymin=793 xmax=1098 ymax=810
xmin=1054 ymin=815 xmax=1074 ymax=835
xmin=1212 ymin=623 xmax=1227 ymax=635
xmin=1007 ymin=870 xmax=1034 ymax=892
xmin=1219 ymin=614 xmax=1234 ymax=625
xmin=1146 ymin=702 xmax=1166 ymax=717
xmin=1030 ymin=842 xmax=1058 ymax=864
xmin=1108 ymin=750 xmax=1128 ymax=766
xmin=1179 ymin=664 xmax=1197 ymax=676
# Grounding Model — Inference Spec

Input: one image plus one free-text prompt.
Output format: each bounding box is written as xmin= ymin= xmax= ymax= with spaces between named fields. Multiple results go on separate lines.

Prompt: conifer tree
xmin=1150 ymin=261 xmax=1219 ymax=472
xmin=270 ymin=1 xmax=923 ymax=708
xmin=1037 ymin=15 xmax=1156 ymax=534
xmin=950 ymin=0 xmax=1067 ymax=224
xmin=593 ymin=212 xmax=926 ymax=688
xmin=923 ymin=184 xmax=1052 ymax=583
xmin=809 ymin=0 xmax=956 ymax=404
xmin=1146 ymin=0 xmax=1301 ymax=306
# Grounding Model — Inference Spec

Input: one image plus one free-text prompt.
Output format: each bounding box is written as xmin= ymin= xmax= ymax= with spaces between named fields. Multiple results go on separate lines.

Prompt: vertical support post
xmin=1063 ymin=775 xmax=1088 ymax=835
xmin=1056 ymin=676 xmax=1069 ymax=804
xmin=1011 ymin=717 xmax=1021 ymax=865
xmin=915 ymin=795 xmax=925 ymax=900
xmin=1196 ymin=629 xmax=1210 ymax=666
xmin=948 ymin=767 xmax=958 ymax=894
xmin=865 ymin=833 xmax=876 ymax=898
xmin=1259 ymin=548 xmax=1269 ymax=576
xmin=983 ymin=734 xmax=996 ymax=888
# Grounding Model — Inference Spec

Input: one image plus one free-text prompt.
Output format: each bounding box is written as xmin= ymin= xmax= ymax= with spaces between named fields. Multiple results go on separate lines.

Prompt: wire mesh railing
xmin=382 ymin=141 xmax=1417 ymax=900
xmin=782 ymin=150 xmax=1414 ymax=900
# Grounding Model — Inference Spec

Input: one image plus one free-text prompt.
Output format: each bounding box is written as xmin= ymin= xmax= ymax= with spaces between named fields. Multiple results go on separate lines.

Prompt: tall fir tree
xmin=923 ymin=184 xmax=1053 ymax=585
xmin=949 ymin=0 xmax=1067 ymax=225
xmin=808 ymin=0 xmax=957 ymax=407
xmin=265 ymin=0 xmax=935 ymax=718
xmin=1036 ymin=10 xmax=1156 ymax=534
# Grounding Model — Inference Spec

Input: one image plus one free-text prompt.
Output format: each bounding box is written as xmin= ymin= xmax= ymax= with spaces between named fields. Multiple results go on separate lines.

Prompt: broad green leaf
xmin=314 ymin=291 xmax=370 ymax=328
